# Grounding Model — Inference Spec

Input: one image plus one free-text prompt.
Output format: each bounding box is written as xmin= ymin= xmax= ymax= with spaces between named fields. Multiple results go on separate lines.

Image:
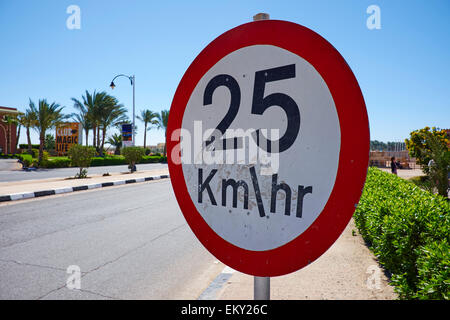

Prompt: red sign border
xmin=167 ymin=20 xmax=369 ymax=277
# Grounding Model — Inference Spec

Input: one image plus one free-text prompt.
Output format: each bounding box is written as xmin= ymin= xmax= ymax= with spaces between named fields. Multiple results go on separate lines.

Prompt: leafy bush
xmin=44 ymin=158 xmax=72 ymax=168
xmin=19 ymin=144 xmax=40 ymax=149
xmin=16 ymin=154 xmax=33 ymax=167
xmin=354 ymin=167 xmax=449 ymax=299
xmin=409 ymin=175 xmax=434 ymax=193
xmin=31 ymin=148 xmax=39 ymax=158
xmin=141 ymin=155 xmax=166 ymax=163
xmin=122 ymin=147 xmax=145 ymax=172
xmin=90 ymin=156 xmax=126 ymax=166
xmin=67 ymin=145 xmax=96 ymax=178
xmin=17 ymin=153 xmax=166 ymax=169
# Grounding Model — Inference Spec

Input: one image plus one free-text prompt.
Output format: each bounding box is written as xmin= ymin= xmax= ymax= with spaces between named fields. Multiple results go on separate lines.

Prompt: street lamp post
xmin=110 ymin=74 xmax=136 ymax=146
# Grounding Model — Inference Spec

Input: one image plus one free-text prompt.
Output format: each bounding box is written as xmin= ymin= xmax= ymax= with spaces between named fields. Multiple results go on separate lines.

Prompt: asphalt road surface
xmin=0 ymin=160 xmax=168 ymax=182
xmin=0 ymin=179 xmax=222 ymax=299
xmin=0 ymin=159 xmax=20 ymax=172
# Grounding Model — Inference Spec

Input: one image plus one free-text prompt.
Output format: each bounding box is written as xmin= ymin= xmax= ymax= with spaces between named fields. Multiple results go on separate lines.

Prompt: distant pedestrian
xmin=390 ymin=157 xmax=397 ymax=175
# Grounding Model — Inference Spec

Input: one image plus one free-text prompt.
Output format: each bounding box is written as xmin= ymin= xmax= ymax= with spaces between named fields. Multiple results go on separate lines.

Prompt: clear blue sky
xmin=0 ymin=0 xmax=449 ymax=146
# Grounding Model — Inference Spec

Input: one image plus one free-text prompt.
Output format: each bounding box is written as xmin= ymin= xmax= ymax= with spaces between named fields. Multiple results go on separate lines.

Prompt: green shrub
xmin=409 ymin=175 xmax=434 ymax=193
xmin=19 ymin=144 xmax=40 ymax=150
xmin=354 ymin=167 xmax=449 ymax=299
xmin=43 ymin=158 xmax=72 ymax=168
xmin=90 ymin=156 xmax=126 ymax=166
xmin=16 ymin=154 xmax=33 ymax=167
xmin=31 ymin=148 xmax=39 ymax=158
xmin=15 ymin=153 xmax=166 ymax=169
xmin=415 ymin=239 xmax=449 ymax=299
xmin=141 ymin=155 xmax=164 ymax=163
xmin=67 ymin=145 xmax=96 ymax=178
xmin=122 ymin=147 xmax=145 ymax=172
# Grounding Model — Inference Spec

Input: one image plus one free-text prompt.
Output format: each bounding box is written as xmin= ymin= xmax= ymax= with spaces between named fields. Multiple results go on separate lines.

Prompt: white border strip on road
xmin=0 ymin=174 xmax=169 ymax=203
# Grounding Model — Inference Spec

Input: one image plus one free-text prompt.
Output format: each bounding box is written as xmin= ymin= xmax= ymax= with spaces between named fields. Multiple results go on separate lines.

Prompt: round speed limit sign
xmin=167 ymin=20 xmax=369 ymax=276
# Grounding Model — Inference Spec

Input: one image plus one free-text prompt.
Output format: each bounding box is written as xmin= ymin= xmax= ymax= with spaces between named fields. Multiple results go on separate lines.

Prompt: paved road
xmin=0 ymin=161 xmax=168 ymax=182
xmin=0 ymin=180 xmax=222 ymax=299
xmin=0 ymin=159 xmax=20 ymax=172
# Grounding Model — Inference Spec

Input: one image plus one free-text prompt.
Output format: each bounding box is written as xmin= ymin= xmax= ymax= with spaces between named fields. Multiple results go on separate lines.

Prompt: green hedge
xmin=44 ymin=158 xmax=72 ymax=168
xmin=19 ymin=144 xmax=40 ymax=149
xmin=38 ymin=155 xmax=166 ymax=168
xmin=1 ymin=154 xmax=32 ymax=162
xmin=16 ymin=154 xmax=32 ymax=163
xmin=5 ymin=154 xmax=166 ymax=168
xmin=0 ymin=154 xmax=16 ymax=159
xmin=90 ymin=156 xmax=126 ymax=166
xmin=354 ymin=167 xmax=449 ymax=299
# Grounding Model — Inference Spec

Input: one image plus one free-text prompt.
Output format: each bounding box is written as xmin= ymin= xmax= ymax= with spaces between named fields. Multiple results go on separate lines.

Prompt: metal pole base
xmin=254 ymin=276 xmax=270 ymax=300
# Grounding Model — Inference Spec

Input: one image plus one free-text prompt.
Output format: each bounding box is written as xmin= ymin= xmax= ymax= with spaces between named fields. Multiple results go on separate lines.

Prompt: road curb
xmin=0 ymin=174 xmax=170 ymax=203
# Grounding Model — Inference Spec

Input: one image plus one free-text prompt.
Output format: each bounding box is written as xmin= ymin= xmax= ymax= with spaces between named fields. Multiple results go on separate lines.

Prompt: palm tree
xmin=72 ymin=90 xmax=108 ymax=149
xmin=29 ymin=99 xmax=68 ymax=164
xmin=71 ymin=99 xmax=92 ymax=147
xmin=106 ymin=133 xmax=123 ymax=155
xmin=98 ymin=95 xmax=128 ymax=156
xmin=156 ymin=110 xmax=169 ymax=156
xmin=72 ymin=113 xmax=90 ymax=146
xmin=19 ymin=105 xmax=37 ymax=154
xmin=137 ymin=109 xmax=159 ymax=149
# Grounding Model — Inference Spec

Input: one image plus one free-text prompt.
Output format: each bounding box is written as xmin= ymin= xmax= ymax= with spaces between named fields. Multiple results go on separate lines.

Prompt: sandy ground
xmin=216 ymin=219 xmax=397 ymax=300
xmin=379 ymin=168 xmax=424 ymax=179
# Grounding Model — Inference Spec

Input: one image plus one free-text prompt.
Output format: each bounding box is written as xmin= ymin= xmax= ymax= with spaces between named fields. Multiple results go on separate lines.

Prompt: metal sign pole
xmin=254 ymin=276 xmax=270 ymax=300
xmin=252 ymin=12 xmax=271 ymax=302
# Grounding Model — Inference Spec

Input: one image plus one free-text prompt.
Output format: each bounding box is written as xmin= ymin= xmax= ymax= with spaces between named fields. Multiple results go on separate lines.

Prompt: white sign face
xmin=180 ymin=45 xmax=341 ymax=251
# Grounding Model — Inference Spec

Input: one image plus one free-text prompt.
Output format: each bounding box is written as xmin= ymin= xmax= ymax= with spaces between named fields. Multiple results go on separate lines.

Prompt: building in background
xmin=0 ymin=106 xmax=20 ymax=154
xmin=147 ymin=143 xmax=165 ymax=154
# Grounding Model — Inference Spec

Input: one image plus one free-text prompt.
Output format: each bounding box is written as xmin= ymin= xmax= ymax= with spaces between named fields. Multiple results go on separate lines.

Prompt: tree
xmin=137 ymin=109 xmax=159 ymax=149
xmin=156 ymin=109 xmax=169 ymax=156
xmin=67 ymin=144 xmax=96 ymax=178
xmin=29 ymin=99 xmax=69 ymax=165
xmin=72 ymin=111 xmax=91 ymax=146
xmin=122 ymin=146 xmax=145 ymax=172
xmin=106 ymin=133 xmax=122 ymax=155
xmin=19 ymin=105 xmax=38 ymax=154
xmin=97 ymin=95 xmax=128 ymax=156
xmin=405 ymin=127 xmax=449 ymax=198
xmin=72 ymin=90 xmax=107 ymax=149
xmin=44 ymin=134 xmax=55 ymax=151
xmin=73 ymin=91 xmax=128 ymax=155
xmin=370 ymin=140 xmax=406 ymax=151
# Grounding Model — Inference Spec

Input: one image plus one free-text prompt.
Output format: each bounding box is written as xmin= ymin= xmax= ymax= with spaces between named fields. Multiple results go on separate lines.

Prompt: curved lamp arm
xmin=110 ymin=74 xmax=133 ymax=89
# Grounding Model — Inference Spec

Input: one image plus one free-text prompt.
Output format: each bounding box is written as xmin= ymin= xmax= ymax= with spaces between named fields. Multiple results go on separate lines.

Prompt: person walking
xmin=390 ymin=157 xmax=398 ymax=175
